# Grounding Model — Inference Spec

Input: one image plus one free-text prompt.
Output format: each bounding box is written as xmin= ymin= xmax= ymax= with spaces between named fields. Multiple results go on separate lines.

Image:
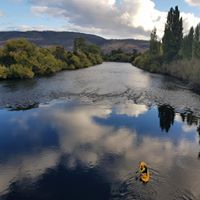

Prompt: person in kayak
xmin=139 ymin=162 xmax=150 ymax=183
xmin=140 ymin=162 xmax=148 ymax=174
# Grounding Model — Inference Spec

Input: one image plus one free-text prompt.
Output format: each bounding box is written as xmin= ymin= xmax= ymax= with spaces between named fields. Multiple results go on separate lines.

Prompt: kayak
xmin=139 ymin=161 xmax=150 ymax=183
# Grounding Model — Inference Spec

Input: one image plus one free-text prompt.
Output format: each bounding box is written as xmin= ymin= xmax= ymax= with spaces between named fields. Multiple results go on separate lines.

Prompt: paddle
xmin=135 ymin=170 xmax=140 ymax=181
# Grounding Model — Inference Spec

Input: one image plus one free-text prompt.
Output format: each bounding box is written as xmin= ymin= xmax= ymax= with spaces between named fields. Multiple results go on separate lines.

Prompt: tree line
xmin=133 ymin=6 xmax=200 ymax=89
xmin=0 ymin=38 xmax=103 ymax=79
xmin=103 ymin=48 xmax=140 ymax=63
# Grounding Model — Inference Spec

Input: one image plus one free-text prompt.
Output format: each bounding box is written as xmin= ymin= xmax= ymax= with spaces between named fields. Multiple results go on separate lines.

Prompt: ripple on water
xmin=110 ymin=166 xmax=199 ymax=200
xmin=0 ymin=62 xmax=200 ymax=116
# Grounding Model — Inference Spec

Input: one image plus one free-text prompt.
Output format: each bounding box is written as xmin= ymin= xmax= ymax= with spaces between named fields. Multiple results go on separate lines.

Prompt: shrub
xmin=9 ymin=64 xmax=34 ymax=79
xmin=161 ymin=59 xmax=200 ymax=86
xmin=0 ymin=38 xmax=103 ymax=79
xmin=76 ymin=52 xmax=92 ymax=67
xmin=67 ymin=53 xmax=82 ymax=69
xmin=0 ymin=65 xmax=8 ymax=79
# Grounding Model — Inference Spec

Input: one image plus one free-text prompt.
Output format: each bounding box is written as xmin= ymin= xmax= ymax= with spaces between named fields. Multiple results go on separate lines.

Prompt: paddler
xmin=139 ymin=161 xmax=150 ymax=183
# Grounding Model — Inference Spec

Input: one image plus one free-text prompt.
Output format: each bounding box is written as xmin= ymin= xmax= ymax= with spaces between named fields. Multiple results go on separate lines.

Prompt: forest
xmin=0 ymin=38 xmax=103 ymax=79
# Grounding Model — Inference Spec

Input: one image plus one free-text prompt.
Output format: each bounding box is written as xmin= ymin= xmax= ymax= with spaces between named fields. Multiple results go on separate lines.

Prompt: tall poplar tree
xmin=150 ymin=28 xmax=160 ymax=56
xmin=193 ymin=24 xmax=200 ymax=58
xmin=162 ymin=6 xmax=183 ymax=62
xmin=181 ymin=27 xmax=194 ymax=59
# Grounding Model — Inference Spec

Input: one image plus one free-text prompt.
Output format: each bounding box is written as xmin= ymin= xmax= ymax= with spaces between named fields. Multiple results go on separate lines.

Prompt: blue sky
xmin=154 ymin=0 xmax=200 ymax=16
xmin=1 ymin=0 xmax=200 ymax=39
xmin=0 ymin=0 xmax=68 ymax=31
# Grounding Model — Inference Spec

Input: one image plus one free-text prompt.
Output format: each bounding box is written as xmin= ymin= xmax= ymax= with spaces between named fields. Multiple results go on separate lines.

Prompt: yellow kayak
xmin=139 ymin=161 xmax=150 ymax=183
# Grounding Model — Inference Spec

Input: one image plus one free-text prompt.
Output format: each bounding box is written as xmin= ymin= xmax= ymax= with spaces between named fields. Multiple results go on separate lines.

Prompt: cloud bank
xmin=185 ymin=0 xmax=200 ymax=6
xmin=26 ymin=0 xmax=200 ymax=39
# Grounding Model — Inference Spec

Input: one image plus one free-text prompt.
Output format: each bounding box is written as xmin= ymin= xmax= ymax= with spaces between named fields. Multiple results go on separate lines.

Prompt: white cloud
xmin=26 ymin=0 xmax=200 ymax=39
xmin=185 ymin=0 xmax=200 ymax=6
xmin=182 ymin=124 xmax=196 ymax=133
xmin=31 ymin=6 xmax=67 ymax=17
xmin=30 ymin=0 xmax=156 ymax=39
xmin=0 ymin=24 xmax=66 ymax=32
xmin=181 ymin=12 xmax=200 ymax=34
xmin=115 ymin=103 xmax=148 ymax=117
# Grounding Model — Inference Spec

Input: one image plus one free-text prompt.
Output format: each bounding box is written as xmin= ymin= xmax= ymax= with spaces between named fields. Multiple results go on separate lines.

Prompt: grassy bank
xmin=162 ymin=59 xmax=200 ymax=90
xmin=132 ymin=54 xmax=200 ymax=91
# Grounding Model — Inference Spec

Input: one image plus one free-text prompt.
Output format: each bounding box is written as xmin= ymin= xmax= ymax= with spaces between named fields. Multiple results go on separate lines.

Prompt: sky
xmin=1 ymin=0 xmax=200 ymax=39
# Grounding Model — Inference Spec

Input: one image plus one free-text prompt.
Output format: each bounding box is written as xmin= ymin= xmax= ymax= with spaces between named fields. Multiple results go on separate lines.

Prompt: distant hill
xmin=101 ymin=39 xmax=149 ymax=53
xmin=0 ymin=31 xmax=149 ymax=53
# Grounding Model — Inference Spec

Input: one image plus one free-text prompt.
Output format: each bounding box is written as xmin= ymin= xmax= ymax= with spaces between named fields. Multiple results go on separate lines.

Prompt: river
xmin=0 ymin=62 xmax=200 ymax=200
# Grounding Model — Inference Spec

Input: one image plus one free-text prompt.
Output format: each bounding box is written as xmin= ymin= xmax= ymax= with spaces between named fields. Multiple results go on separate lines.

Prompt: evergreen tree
xmin=162 ymin=6 xmax=183 ymax=62
xmin=150 ymin=28 xmax=160 ymax=56
xmin=193 ymin=24 xmax=200 ymax=58
xmin=188 ymin=27 xmax=194 ymax=58
xmin=181 ymin=27 xmax=194 ymax=59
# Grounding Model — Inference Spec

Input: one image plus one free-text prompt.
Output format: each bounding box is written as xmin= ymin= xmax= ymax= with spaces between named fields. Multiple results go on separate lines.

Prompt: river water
xmin=0 ymin=62 xmax=200 ymax=200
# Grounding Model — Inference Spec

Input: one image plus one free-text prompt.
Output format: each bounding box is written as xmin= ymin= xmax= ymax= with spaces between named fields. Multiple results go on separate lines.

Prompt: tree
xmin=193 ymin=24 xmax=200 ymax=58
xmin=0 ymin=38 xmax=103 ymax=79
xmin=85 ymin=44 xmax=101 ymax=55
xmin=9 ymin=64 xmax=34 ymax=79
xmin=50 ymin=46 xmax=68 ymax=61
xmin=67 ymin=53 xmax=81 ymax=69
xmin=73 ymin=37 xmax=86 ymax=53
xmin=150 ymin=28 xmax=160 ymax=56
xmin=162 ymin=6 xmax=183 ymax=62
xmin=181 ymin=27 xmax=194 ymax=59
xmin=0 ymin=65 xmax=8 ymax=79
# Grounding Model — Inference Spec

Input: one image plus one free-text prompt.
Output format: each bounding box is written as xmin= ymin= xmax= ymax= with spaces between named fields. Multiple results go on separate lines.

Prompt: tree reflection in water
xmin=197 ymin=126 xmax=200 ymax=160
xmin=158 ymin=105 xmax=175 ymax=133
xmin=158 ymin=105 xmax=200 ymax=158
xmin=181 ymin=112 xmax=199 ymax=126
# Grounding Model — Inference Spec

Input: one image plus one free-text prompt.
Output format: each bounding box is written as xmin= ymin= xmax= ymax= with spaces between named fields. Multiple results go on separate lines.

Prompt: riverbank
xmin=132 ymin=58 xmax=200 ymax=94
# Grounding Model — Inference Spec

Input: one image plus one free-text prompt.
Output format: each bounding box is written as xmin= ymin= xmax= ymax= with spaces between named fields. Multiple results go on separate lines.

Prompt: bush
xmin=0 ymin=65 xmax=8 ymax=79
xmin=49 ymin=46 xmax=68 ymax=61
xmin=9 ymin=64 xmax=34 ymax=79
xmin=94 ymin=54 xmax=103 ymax=64
xmin=67 ymin=53 xmax=82 ymax=69
xmin=2 ymin=39 xmax=37 ymax=67
xmin=76 ymin=52 xmax=92 ymax=68
xmin=133 ymin=51 xmax=162 ymax=73
xmin=0 ymin=38 xmax=103 ymax=79
xmin=104 ymin=48 xmax=132 ymax=62
xmin=133 ymin=52 xmax=151 ymax=68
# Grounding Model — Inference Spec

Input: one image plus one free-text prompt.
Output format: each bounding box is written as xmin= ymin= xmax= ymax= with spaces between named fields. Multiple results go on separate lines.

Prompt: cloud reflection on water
xmin=0 ymin=102 xmax=200 ymax=199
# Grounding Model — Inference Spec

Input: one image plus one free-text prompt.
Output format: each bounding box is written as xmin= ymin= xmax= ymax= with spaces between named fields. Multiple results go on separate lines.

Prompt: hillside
xmin=101 ymin=39 xmax=149 ymax=53
xmin=0 ymin=31 xmax=149 ymax=53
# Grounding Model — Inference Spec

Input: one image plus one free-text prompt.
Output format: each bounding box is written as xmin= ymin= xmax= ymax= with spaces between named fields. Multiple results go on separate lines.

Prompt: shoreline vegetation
xmin=0 ymin=37 xmax=103 ymax=79
xmin=104 ymin=6 xmax=200 ymax=92
xmin=132 ymin=6 xmax=200 ymax=91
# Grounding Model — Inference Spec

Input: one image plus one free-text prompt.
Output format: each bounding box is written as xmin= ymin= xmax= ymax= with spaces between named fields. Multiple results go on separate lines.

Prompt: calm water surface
xmin=0 ymin=63 xmax=200 ymax=200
